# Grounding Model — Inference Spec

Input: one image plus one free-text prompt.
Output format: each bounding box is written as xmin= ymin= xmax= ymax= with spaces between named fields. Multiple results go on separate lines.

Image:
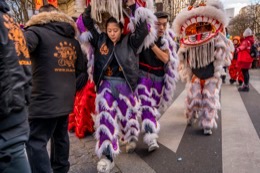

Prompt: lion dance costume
xmin=134 ymin=23 xmax=179 ymax=150
xmin=173 ymin=0 xmax=234 ymax=135
xmin=68 ymin=14 xmax=96 ymax=138
xmin=79 ymin=0 xmax=157 ymax=172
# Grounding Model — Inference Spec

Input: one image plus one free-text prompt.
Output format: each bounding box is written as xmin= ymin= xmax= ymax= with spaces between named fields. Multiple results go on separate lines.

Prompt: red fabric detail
xmin=136 ymin=0 xmax=146 ymax=7
xmin=191 ymin=75 xmax=205 ymax=94
xmin=86 ymin=0 xmax=91 ymax=6
xmin=68 ymin=80 xmax=96 ymax=138
xmin=139 ymin=62 xmax=164 ymax=71
xmin=228 ymin=59 xmax=244 ymax=82
xmin=200 ymin=79 xmax=205 ymax=93
xmin=123 ymin=17 xmax=130 ymax=35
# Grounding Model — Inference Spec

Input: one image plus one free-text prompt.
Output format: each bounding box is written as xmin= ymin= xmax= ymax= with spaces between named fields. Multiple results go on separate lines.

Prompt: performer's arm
xmin=75 ymin=42 xmax=88 ymax=91
xmin=24 ymin=30 xmax=39 ymax=53
xmin=151 ymin=44 xmax=170 ymax=64
xmin=82 ymin=5 xmax=100 ymax=48
xmin=128 ymin=1 xmax=149 ymax=53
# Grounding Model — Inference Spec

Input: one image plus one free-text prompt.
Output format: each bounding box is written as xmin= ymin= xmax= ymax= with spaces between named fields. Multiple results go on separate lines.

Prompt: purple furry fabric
xmin=76 ymin=15 xmax=86 ymax=33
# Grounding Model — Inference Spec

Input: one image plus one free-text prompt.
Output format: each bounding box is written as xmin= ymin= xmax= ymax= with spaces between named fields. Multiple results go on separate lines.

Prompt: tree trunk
xmin=20 ymin=0 xmax=29 ymax=22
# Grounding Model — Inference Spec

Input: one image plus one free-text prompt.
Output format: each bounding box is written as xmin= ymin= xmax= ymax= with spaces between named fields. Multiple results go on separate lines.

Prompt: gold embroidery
xmin=3 ymin=14 xmax=30 ymax=59
xmin=54 ymin=42 xmax=77 ymax=68
xmin=105 ymin=66 xmax=113 ymax=76
xmin=19 ymin=60 xmax=31 ymax=65
xmin=100 ymin=43 xmax=109 ymax=55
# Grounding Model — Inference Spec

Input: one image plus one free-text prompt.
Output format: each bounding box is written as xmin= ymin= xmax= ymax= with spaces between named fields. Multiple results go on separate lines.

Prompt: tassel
xmin=188 ymin=40 xmax=215 ymax=69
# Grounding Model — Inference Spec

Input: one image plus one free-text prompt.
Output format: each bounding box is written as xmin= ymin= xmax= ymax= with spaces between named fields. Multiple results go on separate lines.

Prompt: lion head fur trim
xmin=173 ymin=0 xmax=227 ymax=37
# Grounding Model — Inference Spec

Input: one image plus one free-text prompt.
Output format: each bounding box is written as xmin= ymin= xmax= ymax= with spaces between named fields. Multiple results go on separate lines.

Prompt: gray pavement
xmin=68 ymin=69 xmax=260 ymax=173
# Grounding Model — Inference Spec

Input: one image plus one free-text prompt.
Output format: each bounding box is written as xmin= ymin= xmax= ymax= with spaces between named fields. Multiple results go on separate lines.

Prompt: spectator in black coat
xmin=0 ymin=0 xmax=32 ymax=172
xmin=24 ymin=4 xmax=86 ymax=173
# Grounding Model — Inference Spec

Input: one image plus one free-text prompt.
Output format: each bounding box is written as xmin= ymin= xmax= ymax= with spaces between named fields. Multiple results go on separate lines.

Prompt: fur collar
xmin=26 ymin=11 xmax=78 ymax=36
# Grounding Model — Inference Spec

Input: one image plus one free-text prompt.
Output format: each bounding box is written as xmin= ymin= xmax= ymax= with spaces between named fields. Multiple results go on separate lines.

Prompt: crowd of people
xmin=0 ymin=0 xmax=259 ymax=173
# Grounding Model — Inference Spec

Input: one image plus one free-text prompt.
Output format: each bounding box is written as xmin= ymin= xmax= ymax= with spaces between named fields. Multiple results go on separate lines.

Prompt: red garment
xmin=136 ymin=0 xmax=146 ymax=7
xmin=237 ymin=36 xmax=254 ymax=69
xmin=68 ymin=80 xmax=96 ymax=138
xmin=229 ymin=59 xmax=244 ymax=82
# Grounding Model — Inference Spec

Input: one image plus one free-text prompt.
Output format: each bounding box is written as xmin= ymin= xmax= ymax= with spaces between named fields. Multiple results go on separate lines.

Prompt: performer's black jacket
xmin=0 ymin=0 xmax=31 ymax=159
xmin=139 ymin=37 xmax=165 ymax=77
xmin=24 ymin=11 xmax=86 ymax=119
xmin=82 ymin=6 xmax=149 ymax=92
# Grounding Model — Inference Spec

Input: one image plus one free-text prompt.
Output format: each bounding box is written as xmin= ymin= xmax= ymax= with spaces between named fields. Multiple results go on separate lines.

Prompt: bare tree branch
xmin=229 ymin=1 xmax=260 ymax=36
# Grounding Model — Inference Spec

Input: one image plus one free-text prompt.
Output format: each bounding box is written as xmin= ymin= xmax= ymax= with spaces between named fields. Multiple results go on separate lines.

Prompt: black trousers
xmin=241 ymin=69 xmax=250 ymax=85
xmin=26 ymin=116 xmax=70 ymax=173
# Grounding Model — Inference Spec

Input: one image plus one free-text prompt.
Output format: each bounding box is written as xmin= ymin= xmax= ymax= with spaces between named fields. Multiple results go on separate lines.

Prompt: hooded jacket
xmin=24 ymin=11 xmax=86 ymax=119
xmin=0 ymin=0 xmax=31 ymax=126
xmin=0 ymin=0 xmax=31 ymax=149
xmin=237 ymin=35 xmax=254 ymax=69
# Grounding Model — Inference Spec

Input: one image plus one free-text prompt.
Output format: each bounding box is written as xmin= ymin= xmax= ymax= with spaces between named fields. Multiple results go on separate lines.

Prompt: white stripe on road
xmin=222 ymin=85 xmax=260 ymax=173
xmin=250 ymin=70 xmax=260 ymax=94
xmin=158 ymin=90 xmax=187 ymax=153
xmin=251 ymin=80 xmax=260 ymax=94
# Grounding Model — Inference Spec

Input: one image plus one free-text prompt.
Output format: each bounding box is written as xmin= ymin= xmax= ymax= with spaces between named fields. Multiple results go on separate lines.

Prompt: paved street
xmin=68 ymin=69 xmax=260 ymax=173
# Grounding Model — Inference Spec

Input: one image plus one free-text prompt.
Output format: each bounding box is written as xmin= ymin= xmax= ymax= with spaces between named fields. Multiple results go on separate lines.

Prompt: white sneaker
xmin=126 ymin=141 xmax=136 ymax=153
xmin=97 ymin=158 xmax=115 ymax=173
xmin=148 ymin=139 xmax=159 ymax=152
xmin=203 ymin=129 xmax=212 ymax=135
xmin=119 ymin=138 xmax=127 ymax=146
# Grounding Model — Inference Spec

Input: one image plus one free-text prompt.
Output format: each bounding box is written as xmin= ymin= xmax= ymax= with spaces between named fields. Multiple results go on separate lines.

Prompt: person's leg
xmin=26 ymin=118 xmax=57 ymax=173
xmin=200 ymin=77 xmax=221 ymax=135
xmin=237 ymin=67 xmax=244 ymax=86
xmin=95 ymin=80 xmax=119 ymax=173
xmin=243 ymin=69 xmax=249 ymax=85
xmin=2 ymin=144 xmax=31 ymax=173
xmin=239 ymin=69 xmax=249 ymax=91
xmin=185 ymin=76 xmax=202 ymax=126
xmin=228 ymin=60 xmax=236 ymax=84
xmin=221 ymin=67 xmax=227 ymax=83
xmin=51 ymin=116 xmax=70 ymax=173
xmin=136 ymin=76 xmax=160 ymax=152
xmin=116 ymin=82 xmax=140 ymax=153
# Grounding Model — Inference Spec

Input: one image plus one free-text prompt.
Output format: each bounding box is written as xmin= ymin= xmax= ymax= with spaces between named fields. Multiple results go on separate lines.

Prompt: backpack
xmin=250 ymin=44 xmax=258 ymax=58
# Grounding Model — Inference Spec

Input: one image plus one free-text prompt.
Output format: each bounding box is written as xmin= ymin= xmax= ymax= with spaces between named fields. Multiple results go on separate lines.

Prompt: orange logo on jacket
xmin=100 ymin=43 xmax=109 ymax=55
xmin=3 ymin=14 xmax=30 ymax=59
xmin=54 ymin=42 xmax=77 ymax=68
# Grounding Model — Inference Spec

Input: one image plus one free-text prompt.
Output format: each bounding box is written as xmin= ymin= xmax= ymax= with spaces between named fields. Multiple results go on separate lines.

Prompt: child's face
xmin=107 ymin=23 xmax=123 ymax=44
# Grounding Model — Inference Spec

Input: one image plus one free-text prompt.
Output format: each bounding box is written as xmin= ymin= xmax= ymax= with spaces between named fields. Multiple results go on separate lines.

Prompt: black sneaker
xmin=238 ymin=86 xmax=249 ymax=92
xmin=238 ymin=81 xmax=243 ymax=86
xmin=229 ymin=79 xmax=235 ymax=84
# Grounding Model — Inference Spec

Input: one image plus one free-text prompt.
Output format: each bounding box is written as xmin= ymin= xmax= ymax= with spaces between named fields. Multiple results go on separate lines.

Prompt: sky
xmin=221 ymin=0 xmax=250 ymax=15
xmin=221 ymin=0 xmax=250 ymax=9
